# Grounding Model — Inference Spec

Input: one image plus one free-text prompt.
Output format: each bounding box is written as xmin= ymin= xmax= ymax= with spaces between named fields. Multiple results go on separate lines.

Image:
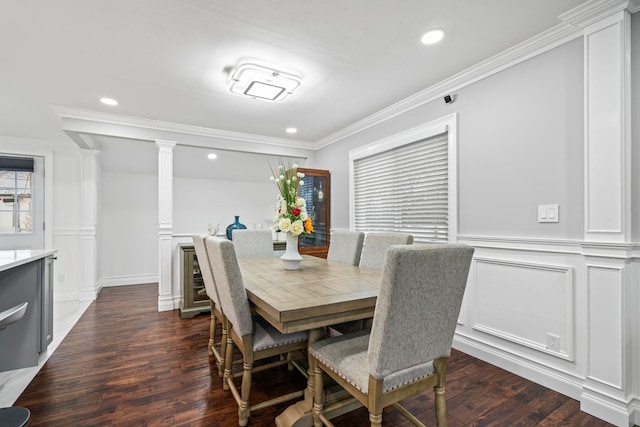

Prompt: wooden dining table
xmin=239 ymin=255 xmax=381 ymax=427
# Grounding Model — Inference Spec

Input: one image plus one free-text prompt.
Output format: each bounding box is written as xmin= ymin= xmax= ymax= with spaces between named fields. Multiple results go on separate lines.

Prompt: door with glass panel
xmin=0 ymin=155 xmax=44 ymax=250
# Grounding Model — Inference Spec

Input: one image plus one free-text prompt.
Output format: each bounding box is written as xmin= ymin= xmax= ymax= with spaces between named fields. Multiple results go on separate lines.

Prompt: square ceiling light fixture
xmin=228 ymin=63 xmax=302 ymax=102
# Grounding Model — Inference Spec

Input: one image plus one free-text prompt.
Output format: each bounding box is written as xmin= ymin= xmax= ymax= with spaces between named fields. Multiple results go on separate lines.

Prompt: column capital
xmin=155 ymin=140 xmax=177 ymax=150
xmin=560 ymin=0 xmax=638 ymax=29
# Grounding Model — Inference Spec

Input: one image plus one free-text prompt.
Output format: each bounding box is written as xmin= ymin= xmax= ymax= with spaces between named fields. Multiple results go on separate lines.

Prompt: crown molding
xmin=560 ymin=0 xmax=639 ymax=28
xmin=313 ymin=20 xmax=583 ymax=150
xmin=49 ymin=105 xmax=313 ymax=150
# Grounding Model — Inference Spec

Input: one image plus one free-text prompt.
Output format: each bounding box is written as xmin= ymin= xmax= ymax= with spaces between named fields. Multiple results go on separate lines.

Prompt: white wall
xmin=0 ymin=136 xmax=87 ymax=302
xmin=318 ymin=39 xmax=584 ymax=239
xmin=173 ymin=177 xmax=276 ymax=235
xmin=315 ymin=24 xmax=639 ymax=426
xmin=100 ymin=170 xmax=159 ymax=286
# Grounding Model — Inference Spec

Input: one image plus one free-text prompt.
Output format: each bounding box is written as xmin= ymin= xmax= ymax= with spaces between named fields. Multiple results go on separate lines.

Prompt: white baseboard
xmin=100 ymin=274 xmax=158 ymax=287
xmin=453 ymin=332 xmax=583 ymax=400
xmin=453 ymin=332 xmax=640 ymax=426
xmin=580 ymin=388 xmax=636 ymax=427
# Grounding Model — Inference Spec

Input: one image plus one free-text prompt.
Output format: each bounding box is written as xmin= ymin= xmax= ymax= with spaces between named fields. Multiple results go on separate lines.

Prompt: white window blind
xmin=353 ymin=132 xmax=448 ymax=243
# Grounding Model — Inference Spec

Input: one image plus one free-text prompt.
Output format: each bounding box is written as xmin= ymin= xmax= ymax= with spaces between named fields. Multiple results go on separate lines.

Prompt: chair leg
xmin=219 ymin=317 xmax=228 ymax=378
xmin=208 ymin=302 xmax=216 ymax=357
xmin=287 ymin=351 xmax=295 ymax=371
xmin=238 ymin=360 xmax=252 ymax=426
xmin=223 ymin=334 xmax=234 ymax=391
xmin=434 ymin=385 xmax=446 ymax=427
xmin=434 ymin=357 xmax=448 ymax=427
xmin=311 ymin=357 xmax=324 ymax=427
xmin=369 ymin=412 xmax=382 ymax=427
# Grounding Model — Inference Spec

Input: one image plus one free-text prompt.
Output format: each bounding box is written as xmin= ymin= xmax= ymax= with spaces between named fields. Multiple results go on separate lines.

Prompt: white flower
xmin=300 ymin=211 xmax=308 ymax=221
xmin=299 ymin=180 xmax=304 ymax=186
xmin=286 ymin=179 xmax=291 ymax=185
xmin=278 ymin=217 xmax=292 ymax=232
xmin=297 ymin=172 xmax=305 ymax=178
xmin=295 ymin=197 xmax=306 ymax=208
xmin=275 ymin=178 xmax=280 ymax=184
xmin=293 ymin=164 xmax=298 ymax=169
xmin=292 ymin=176 xmax=297 ymax=181
xmin=278 ymin=165 xmax=284 ymax=170
xmin=279 ymin=175 xmax=285 ymax=180
xmin=290 ymin=220 xmax=304 ymax=236
xmin=270 ymin=176 xmax=274 ymax=181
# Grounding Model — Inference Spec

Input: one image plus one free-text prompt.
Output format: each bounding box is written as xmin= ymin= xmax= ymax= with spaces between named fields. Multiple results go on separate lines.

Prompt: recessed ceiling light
xmin=100 ymin=97 xmax=118 ymax=106
xmin=421 ymin=29 xmax=445 ymax=45
xmin=286 ymin=127 xmax=297 ymax=134
xmin=207 ymin=153 xmax=218 ymax=160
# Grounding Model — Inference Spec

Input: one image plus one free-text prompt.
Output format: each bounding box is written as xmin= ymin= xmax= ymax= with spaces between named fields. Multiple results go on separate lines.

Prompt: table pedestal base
xmin=275 ymin=385 xmax=362 ymax=427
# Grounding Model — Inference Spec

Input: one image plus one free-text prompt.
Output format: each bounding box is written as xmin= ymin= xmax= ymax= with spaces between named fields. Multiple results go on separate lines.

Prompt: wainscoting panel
xmin=473 ymin=257 xmax=574 ymax=360
xmin=585 ymin=264 xmax=623 ymax=388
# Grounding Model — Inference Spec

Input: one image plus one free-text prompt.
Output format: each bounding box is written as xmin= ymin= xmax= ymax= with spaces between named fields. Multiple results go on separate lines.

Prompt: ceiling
xmin=1 ymin=0 xmax=588 ymax=171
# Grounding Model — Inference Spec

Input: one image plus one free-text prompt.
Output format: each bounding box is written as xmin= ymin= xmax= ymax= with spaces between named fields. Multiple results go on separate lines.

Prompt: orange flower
xmin=304 ymin=217 xmax=313 ymax=233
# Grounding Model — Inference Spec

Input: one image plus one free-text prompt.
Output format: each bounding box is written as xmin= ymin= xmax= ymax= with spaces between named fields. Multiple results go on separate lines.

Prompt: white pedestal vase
xmin=281 ymin=232 xmax=303 ymax=270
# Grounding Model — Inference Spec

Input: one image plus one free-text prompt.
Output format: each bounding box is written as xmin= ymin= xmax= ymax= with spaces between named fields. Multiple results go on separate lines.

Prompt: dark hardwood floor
xmin=15 ymin=284 xmax=617 ymax=426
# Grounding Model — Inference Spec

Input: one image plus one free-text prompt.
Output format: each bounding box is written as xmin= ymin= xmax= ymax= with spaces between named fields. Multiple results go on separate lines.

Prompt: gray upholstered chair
xmin=327 ymin=230 xmax=365 ymax=266
xmin=192 ymin=234 xmax=227 ymax=376
xmin=206 ymin=236 xmax=309 ymax=426
xmin=332 ymin=232 xmax=413 ymax=335
xmin=232 ymin=229 xmax=274 ymax=259
xmin=310 ymin=244 xmax=474 ymax=427
xmin=359 ymin=232 xmax=414 ymax=270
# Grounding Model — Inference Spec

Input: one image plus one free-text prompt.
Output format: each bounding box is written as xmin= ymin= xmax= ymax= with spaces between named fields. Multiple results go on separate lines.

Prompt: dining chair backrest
xmin=232 ymin=229 xmax=274 ymax=259
xmin=327 ymin=230 xmax=365 ymax=266
xmin=359 ymin=232 xmax=414 ymax=270
xmin=192 ymin=234 xmax=220 ymax=306
xmin=368 ymin=244 xmax=474 ymax=381
xmin=206 ymin=236 xmax=254 ymax=337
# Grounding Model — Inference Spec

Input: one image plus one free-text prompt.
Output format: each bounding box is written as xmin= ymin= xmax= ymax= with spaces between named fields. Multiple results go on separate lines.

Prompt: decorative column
xmin=79 ymin=149 xmax=99 ymax=301
xmin=156 ymin=140 xmax=176 ymax=312
xmin=562 ymin=3 xmax=637 ymax=425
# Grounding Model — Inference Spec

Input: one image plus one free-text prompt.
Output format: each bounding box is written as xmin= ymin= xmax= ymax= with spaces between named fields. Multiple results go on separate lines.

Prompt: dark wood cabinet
xmin=298 ymin=168 xmax=330 ymax=258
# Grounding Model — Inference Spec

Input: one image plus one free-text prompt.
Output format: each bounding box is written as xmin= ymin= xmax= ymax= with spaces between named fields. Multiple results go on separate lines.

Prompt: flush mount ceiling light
xmin=228 ymin=63 xmax=302 ymax=102
xmin=421 ymin=29 xmax=445 ymax=45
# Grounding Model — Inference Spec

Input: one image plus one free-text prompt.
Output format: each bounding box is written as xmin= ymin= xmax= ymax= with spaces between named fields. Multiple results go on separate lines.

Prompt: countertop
xmin=0 ymin=250 xmax=57 ymax=273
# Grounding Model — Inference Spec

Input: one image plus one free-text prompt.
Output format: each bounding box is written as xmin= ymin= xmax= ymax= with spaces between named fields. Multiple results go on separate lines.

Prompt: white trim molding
xmin=156 ymin=140 xmax=176 ymax=312
xmin=582 ymin=11 xmax=632 ymax=243
xmin=472 ymin=257 xmax=575 ymax=361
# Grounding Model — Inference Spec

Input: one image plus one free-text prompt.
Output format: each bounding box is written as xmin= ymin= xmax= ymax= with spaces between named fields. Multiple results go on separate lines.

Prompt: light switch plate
xmin=538 ymin=204 xmax=559 ymax=223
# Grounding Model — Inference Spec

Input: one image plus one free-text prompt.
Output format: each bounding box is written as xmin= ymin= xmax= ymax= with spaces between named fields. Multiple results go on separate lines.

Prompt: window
xmin=349 ymin=115 xmax=457 ymax=243
xmin=0 ymin=156 xmax=34 ymax=234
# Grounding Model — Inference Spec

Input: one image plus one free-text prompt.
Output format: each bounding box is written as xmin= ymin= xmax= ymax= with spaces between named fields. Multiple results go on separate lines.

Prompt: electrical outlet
xmin=547 ymin=333 xmax=560 ymax=352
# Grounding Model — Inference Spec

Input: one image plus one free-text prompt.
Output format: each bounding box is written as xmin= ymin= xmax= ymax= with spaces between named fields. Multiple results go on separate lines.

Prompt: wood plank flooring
xmin=15 ymin=284 xmax=618 ymax=426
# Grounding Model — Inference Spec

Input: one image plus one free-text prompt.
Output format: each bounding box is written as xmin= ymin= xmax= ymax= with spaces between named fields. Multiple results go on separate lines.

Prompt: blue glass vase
xmin=226 ymin=215 xmax=246 ymax=240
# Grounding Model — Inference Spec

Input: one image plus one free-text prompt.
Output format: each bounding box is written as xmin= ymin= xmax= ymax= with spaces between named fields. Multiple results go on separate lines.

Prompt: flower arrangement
xmin=270 ymin=162 xmax=313 ymax=237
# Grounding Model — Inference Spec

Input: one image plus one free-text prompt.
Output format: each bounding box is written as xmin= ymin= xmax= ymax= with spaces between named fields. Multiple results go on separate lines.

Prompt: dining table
xmin=239 ymin=254 xmax=381 ymax=427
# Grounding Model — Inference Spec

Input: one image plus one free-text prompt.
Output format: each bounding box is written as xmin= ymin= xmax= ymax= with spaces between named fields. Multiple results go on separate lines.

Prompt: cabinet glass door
xmin=298 ymin=168 xmax=330 ymax=258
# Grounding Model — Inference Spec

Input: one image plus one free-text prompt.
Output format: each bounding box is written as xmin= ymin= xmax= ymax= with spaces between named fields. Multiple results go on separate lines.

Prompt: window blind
xmin=0 ymin=156 xmax=34 ymax=172
xmin=353 ymin=133 xmax=448 ymax=243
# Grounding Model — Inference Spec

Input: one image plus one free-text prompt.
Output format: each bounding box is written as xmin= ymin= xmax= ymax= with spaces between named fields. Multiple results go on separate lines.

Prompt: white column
xmin=574 ymin=8 xmax=636 ymax=427
xmin=156 ymin=140 xmax=176 ymax=312
xmin=79 ymin=149 xmax=99 ymax=301
xmin=583 ymin=11 xmax=631 ymax=243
